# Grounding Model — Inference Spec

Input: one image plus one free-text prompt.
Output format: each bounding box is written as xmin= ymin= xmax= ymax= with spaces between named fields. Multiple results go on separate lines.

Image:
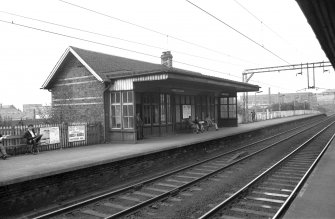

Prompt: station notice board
xmin=68 ymin=125 xmax=86 ymax=142
xmin=40 ymin=127 xmax=60 ymax=144
xmin=182 ymin=105 xmax=192 ymax=119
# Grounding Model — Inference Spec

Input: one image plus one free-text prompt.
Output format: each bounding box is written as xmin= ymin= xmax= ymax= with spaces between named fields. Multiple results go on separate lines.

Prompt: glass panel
xmin=161 ymin=109 xmax=166 ymax=122
xmin=111 ymin=118 xmax=116 ymax=128
xmin=191 ymin=96 xmax=195 ymax=105
xmin=116 ymin=118 xmax=121 ymax=128
xmin=116 ymin=92 xmax=120 ymax=103
xmin=129 ymin=117 xmax=134 ymax=128
xmin=128 ymin=91 xmax=133 ymax=103
xmin=220 ymin=105 xmax=228 ymax=111
xmin=176 ymin=105 xmax=180 ymax=122
xmin=115 ymin=105 xmax=121 ymax=117
xmin=143 ymin=105 xmax=151 ymax=124
xmin=123 ymin=117 xmax=129 ymax=128
xmin=128 ymin=105 xmax=134 ymax=116
xmin=123 ymin=92 xmax=127 ymax=103
xmin=111 ymin=93 xmax=115 ymax=103
xmin=154 ymin=105 xmax=159 ymax=124
xmin=167 ymin=95 xmax=171 ymax=123
xmin=123 ymin=105 xmax=128 ymax=116
xmin=111 ymin=106 xmax=116 ymax=116
xmin=220 ymin=97 xmax=228 ymax=104
xmin=229 ymin=97 xmax=236 ymax=104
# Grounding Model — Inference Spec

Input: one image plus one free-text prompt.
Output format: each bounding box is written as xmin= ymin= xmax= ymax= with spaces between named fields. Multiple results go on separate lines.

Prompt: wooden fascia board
xmin=168 ymin=73 xmax=259 ymax=92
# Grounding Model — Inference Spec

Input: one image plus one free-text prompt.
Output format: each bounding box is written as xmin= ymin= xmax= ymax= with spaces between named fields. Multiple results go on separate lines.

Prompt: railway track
xmin=30 ymin=116 xmax=334 ymax=219
xmin=199 ymin=119 xmax=335 ymax=219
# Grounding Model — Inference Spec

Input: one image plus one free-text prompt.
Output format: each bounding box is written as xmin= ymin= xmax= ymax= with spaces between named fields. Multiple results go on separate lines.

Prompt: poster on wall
xmin=40 ymin=127 xmax=60 ymax=144
xmin=68 ymin=125 xmax=86 ymax=142
xmin=182 ymin=105 xmax=192 ymax=119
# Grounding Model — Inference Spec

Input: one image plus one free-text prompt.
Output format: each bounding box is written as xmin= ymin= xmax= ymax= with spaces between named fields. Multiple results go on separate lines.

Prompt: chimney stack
xmin=161 ymin=51 xmax=173 ymax=68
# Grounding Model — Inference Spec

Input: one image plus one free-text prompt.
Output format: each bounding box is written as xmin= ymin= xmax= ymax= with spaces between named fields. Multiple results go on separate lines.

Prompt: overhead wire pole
xmin=242 ymin=61 xmax=332 ymax=123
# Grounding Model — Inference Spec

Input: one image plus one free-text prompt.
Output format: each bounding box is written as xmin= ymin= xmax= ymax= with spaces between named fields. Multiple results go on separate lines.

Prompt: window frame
xmin=110 ymin=91 xmax=134 ymax=130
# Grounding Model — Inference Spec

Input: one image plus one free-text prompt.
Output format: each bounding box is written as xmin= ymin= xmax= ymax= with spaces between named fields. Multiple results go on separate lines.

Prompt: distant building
xmin=0 ymin=104 xmax=51 ymax=121
xmin=23 ymin=104 xmax=51 ymax=119
xmin=0 ymin=104 xmax=26 ymax=120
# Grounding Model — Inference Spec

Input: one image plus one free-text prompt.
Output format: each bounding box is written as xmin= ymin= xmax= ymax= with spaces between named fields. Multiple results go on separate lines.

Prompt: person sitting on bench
xmin=186 ymin=116 xmax=200 ymax=134
xmin=205 ymin=115 xmax=218 ymax=131
xmin=194 ymin=116 xmax=205 ymax=133
xmin=0 ymin=133 xmax=10 ymax=160
xmin=24 ymin=124 xmax=43 ymax=155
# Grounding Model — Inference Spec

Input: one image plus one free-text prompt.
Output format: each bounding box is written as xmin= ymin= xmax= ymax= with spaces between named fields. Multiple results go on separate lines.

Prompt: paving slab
xmin=0 ymin=114 xmax=319 ymax=186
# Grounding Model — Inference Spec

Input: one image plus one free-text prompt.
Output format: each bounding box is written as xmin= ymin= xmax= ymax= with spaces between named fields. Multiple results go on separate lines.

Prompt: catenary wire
xmin=232 ymin=0 xmax=307 ymax=59
xmin=186 ymin=0 xmax=291 ymax=65
xmin=57 ymin=0 xmax=257 ymax=65
xmin=0 ymin=18 xmax=292 ymax=91
xmin=0 ymin=10 xmax=248 ymax=68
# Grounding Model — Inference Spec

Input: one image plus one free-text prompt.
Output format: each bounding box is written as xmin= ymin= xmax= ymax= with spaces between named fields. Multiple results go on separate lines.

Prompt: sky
xmin=0 ymin=0 xmax=334 ymax=110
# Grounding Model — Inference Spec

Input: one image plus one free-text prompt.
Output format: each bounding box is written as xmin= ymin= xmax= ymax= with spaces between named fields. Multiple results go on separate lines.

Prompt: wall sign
xmin=68 ymin=125 xmax=86 ymax=142
xmin=182 ymin=105 xmax=192 ymax=119
xmin=40 ymin=127 xmax=60 ymax=144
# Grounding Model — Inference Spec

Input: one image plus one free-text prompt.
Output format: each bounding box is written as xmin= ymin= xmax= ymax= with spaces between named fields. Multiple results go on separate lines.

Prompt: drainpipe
xmin=103 ymin=81 xmax=113 ymax=143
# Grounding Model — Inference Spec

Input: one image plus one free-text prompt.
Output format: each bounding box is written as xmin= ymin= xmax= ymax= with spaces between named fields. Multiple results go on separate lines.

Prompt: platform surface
xmin=0 ymin=114 xmax=318 ymax=186
xmin=283 ymin=130 xmax=335 ymax=219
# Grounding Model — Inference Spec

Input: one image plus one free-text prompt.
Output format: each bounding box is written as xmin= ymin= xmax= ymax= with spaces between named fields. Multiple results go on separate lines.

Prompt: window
xmin=176 ymin=105 xmax=180 ymax=122
xmin=228 ymin=97 xmax=237 ymax=118
xmin=123 ymin=91 xmax=134 ymax=129
xmin=153 ymin=95 xmax=159 ymax=124
xmin=166 ymin=94 xmax=171 ymax=123
xmin=110 ymin=91 xmax=134 ymax=129
xmin=111 ymin=92 xmax=121 ymax=128
xmin=220 ymin=96 xmax=236 ymax=118
xmin=160 ymin=94 xmax=166 ymax=123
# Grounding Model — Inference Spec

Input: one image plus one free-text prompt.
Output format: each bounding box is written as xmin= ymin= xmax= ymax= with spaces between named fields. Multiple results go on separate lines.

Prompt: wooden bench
xmin=202 ymin=121 xmax=218 ymax=131
xmin=183 ymin=119 xmax=205 ymax=133
xmin=3 ymin=135 xmax=32 ymax=156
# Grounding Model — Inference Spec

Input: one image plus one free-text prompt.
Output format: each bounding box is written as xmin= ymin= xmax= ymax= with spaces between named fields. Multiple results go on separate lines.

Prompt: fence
xmin=238 ymin=110 xmax=320 ymax=123
xmin=0 ymin=122 xmax=103 ymax=155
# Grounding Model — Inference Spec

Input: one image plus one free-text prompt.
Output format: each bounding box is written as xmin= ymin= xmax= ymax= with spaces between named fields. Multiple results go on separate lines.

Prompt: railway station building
xmin=42 ymin=46 xmax=259 ymax=142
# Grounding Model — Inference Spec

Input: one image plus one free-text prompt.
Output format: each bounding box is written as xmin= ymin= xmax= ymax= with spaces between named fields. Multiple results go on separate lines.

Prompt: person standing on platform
xmin=0 ymin=133 xmax=9 ymax=160
xmin=251 ymin=110 xmax=256 ymax=122
xmin=136 ymin=113 xmax=144 ymax=140
xmin=24 ymin=124 xmax=43 ymax=155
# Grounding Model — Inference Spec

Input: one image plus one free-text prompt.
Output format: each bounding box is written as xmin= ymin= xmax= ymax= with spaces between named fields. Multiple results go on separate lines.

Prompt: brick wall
xmin=50 ymin=53 xmax=106 ymax=124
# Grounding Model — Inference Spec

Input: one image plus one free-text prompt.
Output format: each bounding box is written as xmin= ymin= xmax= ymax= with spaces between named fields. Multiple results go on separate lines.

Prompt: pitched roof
xmin=42 ymin=46 xmax=259 ymax=91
